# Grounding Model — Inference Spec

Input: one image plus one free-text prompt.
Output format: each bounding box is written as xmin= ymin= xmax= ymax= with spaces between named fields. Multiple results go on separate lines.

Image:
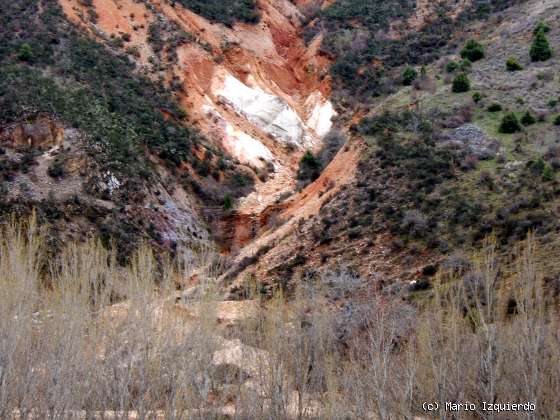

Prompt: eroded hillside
xmin=2 ymin=0 xmax=560 ymax=296
xmin=60 ymin=0 xmax=336 ymax=202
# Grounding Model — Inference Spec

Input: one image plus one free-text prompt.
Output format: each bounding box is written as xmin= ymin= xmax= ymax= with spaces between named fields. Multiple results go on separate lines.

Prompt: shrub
xmin=521 ymin=111 xmax=536 ymax=126
xmin=400 ymin=210 xmax=428 ymax=238
xmin=487 ymin=103 xmax=502 ymax=112
xmin=554 ymin=115 xmax=560 ymax=126
xmin=506 ymin=56 xmax=523 ymax=71
xmin=530 ymin=30 xmax=552 ymax=62
xmin=16 ymin=43 xmax=33 ymax=61
xmin=499 ymin=112 xmax=522 ymax=133
xmin=402 ymin=66 xmax=417 ymax=86
xmin=47 ymin=158 xmax=66 ymax=179
xmin=460 ymin=40 xmax=485 ymax=62
xmin=297 ymin=150 xmax=321 ymax=183
xmin=301 ymin=150 xmax=319 ymax=167
xmin=459 ymin=58 xmax=472 ymax=72
xmin=533 ymin=21 xmax=551 ymax=35
xmin=452 ymin=73 xmax=470 ymax=93
xmin=472 ymin=92 xmax=482 ymax=103
xmin=542 ymin=164 xmax=555 ymax=182
xmin=223 ymin=193 xmax=233 ymax=210
xmin=445 ymin=61 xmax=459 ymax=73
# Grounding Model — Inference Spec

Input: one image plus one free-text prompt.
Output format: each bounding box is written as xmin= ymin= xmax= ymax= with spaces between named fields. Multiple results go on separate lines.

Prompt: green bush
xmin=317 ymin=0 xmax=519 ymax=104
xmin=521 ymin=111 xmax=536 ymax=126
xmin=452 ymin=73 xmax=471 ymax=93
xmin=297 ymin=150 xmax=321 ymax=183
xmin=445 ymin=61 xmax=459 ymax=73
xmin=554 ymin=115 xmax=560 ymax=126
xmin=223 ymin=193 xmax=233 ymax=210
xmin=506 ymin=56 xmax=523 ymax=71
xmin=533 ymin=21 xmax=551 ymax=35
xmin=459 ymin=58 xmax=472 ymax=72
xmin=487 ymin=103 xmax=502 ymax=112
xmin=542 ymin=164 xmax=555 ymax=182
xmin=530 ymin=30 xmax=552 ymax=62
xmin=499 ymin=112 xmax=522 ymax=133
xmin=402 ymin=66 xmax=417 ymax=86
xmin=47 ymin=157 xmax=66 ymax=179
xmin=460 ymin=40 xmax=485 ymax=62
xmin=472 ymin=92 xmax=482 ymax=103
xmin=17 ymin=43 xmax=33 ymax=62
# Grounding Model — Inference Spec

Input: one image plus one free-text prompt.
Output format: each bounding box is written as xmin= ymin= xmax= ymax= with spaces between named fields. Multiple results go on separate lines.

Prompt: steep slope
xmin=57 ymin=0 xmax=341 ymax=254
xmin=0 ymin=0 xmax=220 ymax=261
xmin=219 ymin=0 xmax=560 ymax=297
xmin=4 ymin=0 xmax=559 ymax=295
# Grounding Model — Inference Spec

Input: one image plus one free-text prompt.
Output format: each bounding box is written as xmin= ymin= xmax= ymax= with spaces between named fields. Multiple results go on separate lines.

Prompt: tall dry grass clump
xmin=0 ymin=215 xmax=225 ymax=418
xmin=0 ymin=216 xmax=559 ymax=419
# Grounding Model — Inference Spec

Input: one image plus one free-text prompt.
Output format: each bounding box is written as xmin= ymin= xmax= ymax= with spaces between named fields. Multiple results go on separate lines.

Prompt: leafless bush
xmin=0 ymin=217 xmax=559 ymax=418
xmin=401 ymin=209 xmax=428 ymax=238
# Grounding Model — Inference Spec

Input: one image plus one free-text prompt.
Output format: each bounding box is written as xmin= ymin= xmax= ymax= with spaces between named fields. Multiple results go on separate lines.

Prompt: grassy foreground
xmin=0 ymin=216 xmax=559 ymax=419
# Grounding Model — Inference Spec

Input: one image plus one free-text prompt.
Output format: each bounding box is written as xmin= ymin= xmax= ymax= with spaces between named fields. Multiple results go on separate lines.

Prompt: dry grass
xmin=1 ymin=217 xmax=559 ymax=419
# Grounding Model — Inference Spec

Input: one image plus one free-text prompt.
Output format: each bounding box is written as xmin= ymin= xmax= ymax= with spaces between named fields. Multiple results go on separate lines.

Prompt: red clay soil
xmin=58 ymin=0 xmax=359 ymax=283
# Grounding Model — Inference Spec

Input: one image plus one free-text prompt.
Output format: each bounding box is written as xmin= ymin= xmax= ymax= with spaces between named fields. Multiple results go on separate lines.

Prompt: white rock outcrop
xmin=305 ymin=91 xmax=336 ymax=138
xmin=204 ymin=105 xmax=275 ymax=168
xmin=214 ymin=73 xmax=312 ymax=148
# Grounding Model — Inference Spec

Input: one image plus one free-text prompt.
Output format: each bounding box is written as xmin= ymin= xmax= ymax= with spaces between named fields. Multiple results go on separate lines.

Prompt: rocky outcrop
xmin=443 ymin=123 xmax=500 ymax=159
xmin=0 ymin=116 xmax=64 ymax=150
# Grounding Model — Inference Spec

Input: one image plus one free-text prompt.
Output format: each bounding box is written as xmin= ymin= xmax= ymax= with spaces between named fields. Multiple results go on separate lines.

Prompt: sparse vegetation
xmin=316 ymin=0 xmax=524 ymax=102
xmin=4 ymin=0 xmax=560 ymax=417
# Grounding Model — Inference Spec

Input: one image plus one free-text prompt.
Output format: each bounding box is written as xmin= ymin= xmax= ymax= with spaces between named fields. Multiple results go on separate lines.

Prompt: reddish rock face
xmin=1 ymin=116 xmax=64 ymax=150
